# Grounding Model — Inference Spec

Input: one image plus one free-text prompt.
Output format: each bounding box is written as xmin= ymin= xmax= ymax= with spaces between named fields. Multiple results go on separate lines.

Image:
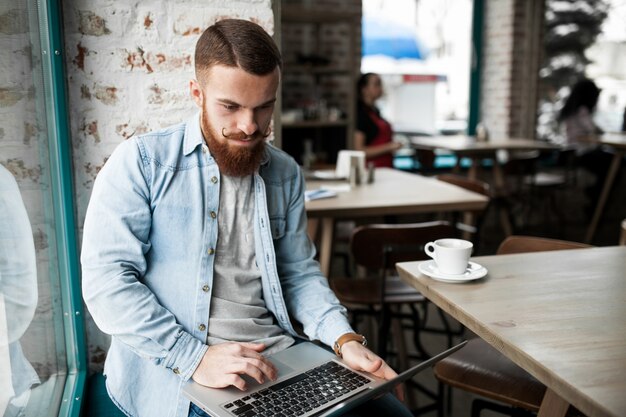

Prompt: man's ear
xmin=190 ymin=79 xmax=203 ymax=108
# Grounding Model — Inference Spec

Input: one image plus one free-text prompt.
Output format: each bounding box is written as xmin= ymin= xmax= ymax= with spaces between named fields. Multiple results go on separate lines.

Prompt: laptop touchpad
xmin=270 ymin=358 xmax=295 ymax=378
xmin=241 ymin=358 xmax=295 ymax=387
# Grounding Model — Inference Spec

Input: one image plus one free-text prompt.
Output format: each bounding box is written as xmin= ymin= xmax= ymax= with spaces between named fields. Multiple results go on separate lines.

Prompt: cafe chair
xmin=329 ymin=220 xmax=459 ymax=414
xmin=520 ymin=148 xmax=578 ymax=235
xmin=436 ymin=174 xmax=490 ymax=249
xmin=432 ymin=235 xmax=591 ymax=417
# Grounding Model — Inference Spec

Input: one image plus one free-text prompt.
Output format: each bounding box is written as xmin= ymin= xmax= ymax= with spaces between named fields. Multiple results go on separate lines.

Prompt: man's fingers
xmin=237 ymin=347 xmax=278 ymax=380
xmin=240 ymin=361 xmax=267 ymax=385
xmin=246 ymin=357 xmax=277 ymax=381
xmin=239 ymin=342 xmax=266 ymax=352
xmin=227 ymin=374 xmax=247 ymax=391
xmin=192 ymin=342 xmax=278 ymax=390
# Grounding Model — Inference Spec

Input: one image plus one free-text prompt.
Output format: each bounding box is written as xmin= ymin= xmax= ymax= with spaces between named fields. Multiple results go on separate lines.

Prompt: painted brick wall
xmin=481 ymin=0 xmax=543 ymax=140
xmin=62 ymin=0 xmax=274 ymax=372
xmin=481 ymin=0 xmax=516 ymax=140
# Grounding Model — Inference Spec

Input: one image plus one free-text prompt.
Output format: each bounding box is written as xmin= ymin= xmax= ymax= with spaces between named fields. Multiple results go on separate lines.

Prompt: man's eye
xmin=223 ymin=105 xmax=238 ymax=111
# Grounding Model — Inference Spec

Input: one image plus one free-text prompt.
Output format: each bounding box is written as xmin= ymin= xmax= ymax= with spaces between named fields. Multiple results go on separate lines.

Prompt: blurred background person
xmin=558 ymin=78 xmax=614 ymax=204
xmin=355 ymin=73 xmax=402 ymax=168
xmin=0 ymin=164 xmax=40 ymax=417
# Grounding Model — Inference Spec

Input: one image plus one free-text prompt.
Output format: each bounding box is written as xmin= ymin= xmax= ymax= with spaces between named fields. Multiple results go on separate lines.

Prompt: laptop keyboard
xmin=222 ymin=361 xmax=371 ymax=417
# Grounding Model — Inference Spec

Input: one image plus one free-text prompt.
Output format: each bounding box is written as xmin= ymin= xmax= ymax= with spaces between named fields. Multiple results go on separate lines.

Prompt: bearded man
xmin=81 ymin=19 xmax=412 ymax=417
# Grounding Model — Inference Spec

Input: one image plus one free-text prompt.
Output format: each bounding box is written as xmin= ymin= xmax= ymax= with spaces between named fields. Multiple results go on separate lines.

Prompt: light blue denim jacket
xmin=81 ymin=114 xmax=353 ymax=417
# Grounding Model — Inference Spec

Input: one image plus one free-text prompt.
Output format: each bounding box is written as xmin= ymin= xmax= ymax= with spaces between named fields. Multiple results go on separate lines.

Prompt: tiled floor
xmin=329 ymin=163 xmax=625 ymax=416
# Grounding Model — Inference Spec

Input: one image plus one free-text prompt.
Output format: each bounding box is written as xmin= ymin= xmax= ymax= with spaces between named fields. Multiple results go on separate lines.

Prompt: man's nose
xmin=236 ymin=110 xmax=258 ymax=136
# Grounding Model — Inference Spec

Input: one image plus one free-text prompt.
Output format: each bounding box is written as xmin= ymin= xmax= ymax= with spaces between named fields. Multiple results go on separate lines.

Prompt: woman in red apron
xmin=355 ymin=73 xmax=402 ymax=168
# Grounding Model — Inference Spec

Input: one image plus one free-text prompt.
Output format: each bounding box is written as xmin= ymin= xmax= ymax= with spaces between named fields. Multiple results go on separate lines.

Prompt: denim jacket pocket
xmin=269 ymin=216 xmax=286 ymax=240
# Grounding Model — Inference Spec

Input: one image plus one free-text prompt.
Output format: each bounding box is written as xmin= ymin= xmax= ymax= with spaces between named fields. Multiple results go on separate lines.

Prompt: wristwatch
xmin=333 ymin=333 xmax=367 ymax=357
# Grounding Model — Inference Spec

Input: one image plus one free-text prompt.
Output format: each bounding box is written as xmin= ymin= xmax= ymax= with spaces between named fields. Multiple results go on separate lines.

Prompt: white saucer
xmin=418 ymin=260 xmax=487 ymax=283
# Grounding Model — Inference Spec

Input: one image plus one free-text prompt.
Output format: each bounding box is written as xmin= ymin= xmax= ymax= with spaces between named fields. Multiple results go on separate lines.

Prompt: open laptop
xmin=183 ymin=340 xmax=466 ymax=417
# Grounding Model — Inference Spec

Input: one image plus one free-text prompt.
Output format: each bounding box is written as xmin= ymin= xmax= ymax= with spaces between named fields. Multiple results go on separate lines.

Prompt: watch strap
xmin=333 ymin=333 xmax=367 ymax=357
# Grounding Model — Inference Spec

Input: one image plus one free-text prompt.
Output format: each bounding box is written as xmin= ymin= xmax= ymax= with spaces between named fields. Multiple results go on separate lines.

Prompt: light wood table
xmin=585 ymin=133 xmax=626 ymax=243
xmin=410 ymin=135 xmax=557 ymax=187
xmin=305 ymin=168 xmax=488 ymax=277
xmin=397 ymin=246 xmax=626 ymax=417
xmin=410 ymin=136 xmax=558 ymax=235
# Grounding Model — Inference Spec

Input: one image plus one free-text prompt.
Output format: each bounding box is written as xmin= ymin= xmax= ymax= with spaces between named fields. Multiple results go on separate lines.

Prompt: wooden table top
xmin=601 ymin=132 xmax=626 ymax=149
xmin=397 ymin=246 xmax=626 ymax=417
xmin=305 ymin=168 xmax=489 ymax=218
xmin=410 ymin=135 xmax=558 ymax=154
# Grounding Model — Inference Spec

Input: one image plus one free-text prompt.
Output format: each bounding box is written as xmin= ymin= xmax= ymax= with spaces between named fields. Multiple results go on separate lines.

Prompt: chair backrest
xmin=620 ymin=219 xmax=626 ymax=246
xmin=496 ymin=235 xmax=592 ymax=255
xmin=436 ymin=174 xmax=490 ymax=197
xmin=436 ymin=174 xmax=490 ymax=242
xmin=350 ymin=220 xmax=456 ymax=270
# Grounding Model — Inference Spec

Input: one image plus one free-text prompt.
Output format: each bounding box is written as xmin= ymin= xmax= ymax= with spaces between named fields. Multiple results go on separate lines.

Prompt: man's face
xmin=191 ymin=65 xmax=279 ymax=176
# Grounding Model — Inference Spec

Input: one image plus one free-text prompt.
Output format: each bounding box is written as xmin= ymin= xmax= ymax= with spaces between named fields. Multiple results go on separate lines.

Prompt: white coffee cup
xmin=424 ymin=238 xmax=473 ymax=275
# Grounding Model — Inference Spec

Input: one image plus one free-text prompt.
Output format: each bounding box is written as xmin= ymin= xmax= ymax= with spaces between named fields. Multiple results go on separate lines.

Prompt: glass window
xmin=1 ymin=0 xmax=80 ymax=416
xmin=361 ymin=0 xmax=474 ymax=135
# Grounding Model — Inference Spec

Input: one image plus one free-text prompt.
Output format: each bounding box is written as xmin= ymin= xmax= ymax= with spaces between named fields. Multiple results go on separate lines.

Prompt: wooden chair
xmin=520 ymin=148 xmax=578 ymax=235
xmin=436 ymin=174 xmax=490 ymax=248
xmin=433 ymin=235 xmax=591 ymax=417
xmin=497 ymin=235 xmax=591 ymax=254
xmin=330 ymin=220 xmax=458 ymax=414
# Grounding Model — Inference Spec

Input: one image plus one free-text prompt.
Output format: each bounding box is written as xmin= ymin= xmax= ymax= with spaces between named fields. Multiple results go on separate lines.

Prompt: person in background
xmin=558 ymin=78 xmax=614 ymax=204
xmin=81 ymin=19 xmax=411 ymax=417
xmin=355 ymin=73 xmax=402 ymax=168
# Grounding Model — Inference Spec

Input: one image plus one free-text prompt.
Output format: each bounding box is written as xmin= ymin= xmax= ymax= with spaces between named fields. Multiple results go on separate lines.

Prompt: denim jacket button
xmin=198 ymin=324 xmax=206 ymax=331
xmin=207 ymin=248 xmax=215 ymax=255
xmin=211 ymin=176 xmax=218 ymax=184
xmin=210 ymin=211 xmax=217 ymax=219
xmin=172 ymin=367 xmax=180 ymax=374
xmin=202 ymin=284 xmax=210 ymax=292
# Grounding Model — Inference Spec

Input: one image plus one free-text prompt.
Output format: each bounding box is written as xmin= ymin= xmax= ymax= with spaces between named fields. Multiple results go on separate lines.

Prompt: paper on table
xmin=305 ymin=189 xmax=337 ymax=202
xmin=320 ymin=184 xmax=351 ymax=192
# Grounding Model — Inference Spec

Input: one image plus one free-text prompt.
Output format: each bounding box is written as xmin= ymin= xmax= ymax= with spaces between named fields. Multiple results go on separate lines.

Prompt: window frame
xmin=468 ymin=0 xmax=484 ymax=135
xmin=39 ymin=0 xmax=87 ymax=415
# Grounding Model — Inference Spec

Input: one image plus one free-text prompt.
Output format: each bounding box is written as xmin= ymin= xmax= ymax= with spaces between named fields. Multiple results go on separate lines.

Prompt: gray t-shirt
xmin=207 ymin=174 xmax=294 ymax=355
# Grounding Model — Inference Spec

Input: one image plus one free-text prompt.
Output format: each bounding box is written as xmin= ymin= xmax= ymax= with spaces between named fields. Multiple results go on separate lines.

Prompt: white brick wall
xmin=62 ymin=0 xmax=274 ymax=372
xmin=480 ymin=0 xmax=543 ymax=140
xmin=481 ymin=0 xmax=515 ymax=140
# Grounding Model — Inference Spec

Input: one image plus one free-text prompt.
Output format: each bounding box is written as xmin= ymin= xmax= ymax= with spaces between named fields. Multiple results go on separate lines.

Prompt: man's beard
xmin=201 ymin=112 xmax=266 ymax=177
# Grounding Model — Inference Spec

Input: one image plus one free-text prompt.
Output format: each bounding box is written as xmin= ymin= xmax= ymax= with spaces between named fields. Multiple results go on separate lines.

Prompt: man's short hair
xmin=195 ymin=18 xmax=282 ymax=80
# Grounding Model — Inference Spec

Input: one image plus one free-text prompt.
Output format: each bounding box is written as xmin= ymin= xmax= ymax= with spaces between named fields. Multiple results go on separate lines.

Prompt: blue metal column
xmin=41 ymin=0 xmax=87 ymax=415
xmin=468 ymin=0 xmax=484 ymax=135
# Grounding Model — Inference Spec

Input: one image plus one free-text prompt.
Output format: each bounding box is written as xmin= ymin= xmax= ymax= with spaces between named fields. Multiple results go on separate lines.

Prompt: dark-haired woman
xmin=355 ymin=73 xmax=402 ymax=168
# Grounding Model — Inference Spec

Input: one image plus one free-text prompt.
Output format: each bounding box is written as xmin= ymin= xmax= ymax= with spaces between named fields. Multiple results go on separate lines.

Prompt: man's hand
xmin=340 ymin=341 xmax=405 ymax=401
xmin=191 ymin=342 xmax=277 ymax=391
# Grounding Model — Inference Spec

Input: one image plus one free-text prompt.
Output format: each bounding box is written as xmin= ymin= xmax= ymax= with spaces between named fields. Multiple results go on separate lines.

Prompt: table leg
xmin=467 ymin=157 xmax=478 ymax=180
xmin=452 ymin=155 xmax=462 ymax=174
xmin=492 ymin=161 xmax=513 ymax=236
xmin=317 ymin=218 xmax=335 ymax=277
xmin=585 ymin=151 xmax=622 ymax=243
xmin=307 ymin=218 xmax=320 ymax=243
xmin=536 ymin=388 xmax=569 ymax=417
